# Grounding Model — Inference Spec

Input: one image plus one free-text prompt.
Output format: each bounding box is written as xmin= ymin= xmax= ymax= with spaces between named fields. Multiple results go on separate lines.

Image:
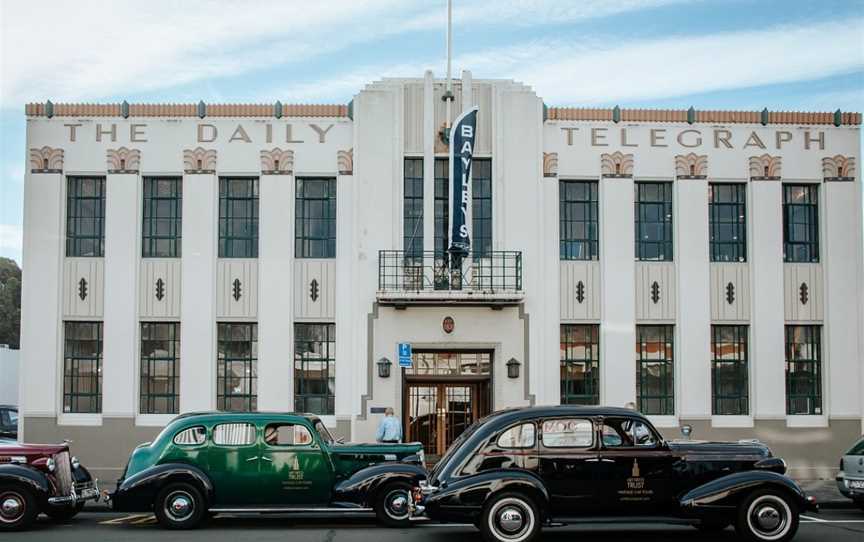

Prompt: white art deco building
xmin=19 ymin=71 xmax=863 ymax=483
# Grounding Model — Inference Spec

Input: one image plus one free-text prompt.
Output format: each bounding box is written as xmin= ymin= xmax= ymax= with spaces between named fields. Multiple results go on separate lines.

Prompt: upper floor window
xmin=63 ymin=321 xmax=103 ymax=413
xmin=711 ymin=325 xmax=749 ymax=416
xmin=66 ymin=176 xmax=105 ymax=257
xmin=709 ymin=183 xmax=746 ymax=262
xmin=140 ymin=322 xmax=180 ymax=415
xmin=472 ymin=158 xmax=493 ymax=258
xmin=218 ymin=177 xmax=258 ymax=258
xmin=783 ymin=184 xmax=819 ymax=263
xmin=294 ymin=323 xmax=335 ymax=415
xmin=560 ymin=324 xmax=600 ymax=405
xmin=635 ymin=182 xmax=673 ymax=261
xmin=216 ymin=323 xmax=257 ymax=412
xmin=434 ymin=158 xmax=449 ymax=257
xmin=785 ymin=325 xmax=822 ymax=415
xmin=295 ymin=178 xmax=336 ymax=258
xmin=636 ymin=325 xmax=674 ymax=416
xmin=403 ymin=158 xmax=424 ymax=258
xmin=142 ymin=177 xmax=182 ymax=258
xmin=559 ymin=180 xmax=599 ymax=260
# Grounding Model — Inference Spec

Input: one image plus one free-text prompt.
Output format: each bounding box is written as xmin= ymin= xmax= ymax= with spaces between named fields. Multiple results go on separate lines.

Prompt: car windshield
xmin=430 ymin=414 xmax=496 ymax=482
xmin=315 ymin=421 xmax=335 ymax=445
xmin=847 ymin=438 xmax=864 ymax=456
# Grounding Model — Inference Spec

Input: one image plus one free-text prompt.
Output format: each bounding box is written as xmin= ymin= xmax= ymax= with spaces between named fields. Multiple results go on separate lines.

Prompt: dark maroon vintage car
xmin=0 ymin=441 xmax=99 ymax=530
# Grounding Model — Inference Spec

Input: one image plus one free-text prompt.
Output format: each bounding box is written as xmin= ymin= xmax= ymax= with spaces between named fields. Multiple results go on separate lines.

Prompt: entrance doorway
xmin=403 ymin=351 xmax=492 ymax=458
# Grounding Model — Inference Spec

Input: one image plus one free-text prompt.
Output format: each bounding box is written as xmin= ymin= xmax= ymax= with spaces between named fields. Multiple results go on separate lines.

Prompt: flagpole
xmin=445 ymin=0 xmax=453 ymax=129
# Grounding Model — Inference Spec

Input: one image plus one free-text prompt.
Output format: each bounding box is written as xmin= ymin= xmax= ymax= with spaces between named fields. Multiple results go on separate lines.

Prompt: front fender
xmin=111 ymin=463 xmax=214 ymax=512
xmin=423 ymin=469 xmax=550 ymax=522
xmin=333 ymin=462 xmax=427 ymax=506
xmin=680 ymin=470 xmax=813 ymax=512
xmin=0 ymin=464 xmax=51 ymax=503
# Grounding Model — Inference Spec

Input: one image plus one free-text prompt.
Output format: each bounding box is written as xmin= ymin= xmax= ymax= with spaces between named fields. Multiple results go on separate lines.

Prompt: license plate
xmin=849 ymin=480 xmax=864 ymax=489
xmin=80 ymin=487 xmax=99 ymax=500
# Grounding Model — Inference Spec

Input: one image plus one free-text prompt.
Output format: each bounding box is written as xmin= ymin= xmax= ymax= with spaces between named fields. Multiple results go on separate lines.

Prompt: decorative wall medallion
xmin=442 ymin=316 xmax=455 ymax=334
xmin=725 ymin=282 xmax=735 ymax=305
xmin=674 ymin=153 xmax=708 ymax=179
xmin=434 ymin=122 xmax=449 ymax=154
xmin=155 ymin=278 xmax=165 ymax=301
xmin=600 ymin=151 xmax=633 ymax=178
xmin=260 ymin=148 xmax=294 ymax=175
xmin=799 ymin=282 xmax=809 ymax=305
xmin=232 ymin=278 xmax=242 ymax=301
xmin=650 ymin=281 xmax=660 ymax=304
xmin=78 ymin=278 xmax=88 ymax=301
xmin=822 ymin=154 xmax=856 ymax=182
xmin=183 ymin=147 xmax=217 ymax=173
xmin=575 ymin=280 xmax=585 ymax=304
xmin=748 ymin=154 xmax=781 ymax=180
xmin=106 ymin=147 xmax=141 ymax=173
xmin=543 ymin=152 xmax=558 ymax=178
xmin=310 ymin=279 xmax=319 ymax=302
xmin=29 ymin=146 xmax=64 ymax=173
xmin=337 ymin=148 xmax=353 ymax=175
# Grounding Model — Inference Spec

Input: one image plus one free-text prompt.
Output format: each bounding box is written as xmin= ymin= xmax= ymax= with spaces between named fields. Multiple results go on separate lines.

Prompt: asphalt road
xmin=4 ymin=509 xmax=864 ymax=541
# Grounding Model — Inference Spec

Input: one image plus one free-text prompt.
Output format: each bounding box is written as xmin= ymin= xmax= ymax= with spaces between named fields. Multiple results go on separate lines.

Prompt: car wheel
xmin=735 ymin=489 xmax=799 ymax=542
xmin=0 ymin=484 xmax=38 ymax=531
xmin=480 ymin=492 xmax=541 ymax=542
xmin=45 ymin=502 xmax=85 ymax=522
xmin=154 ymin=482 xmax=205 ymax=530
xmin=374 ymin=481 xmax=413 ymax=527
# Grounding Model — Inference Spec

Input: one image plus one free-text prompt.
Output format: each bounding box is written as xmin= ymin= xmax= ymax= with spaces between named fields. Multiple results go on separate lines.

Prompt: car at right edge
xmin=837 ymin=436 xmax=864 ymax=510
xmin=418 ymin=406 xmax=817 ymax=542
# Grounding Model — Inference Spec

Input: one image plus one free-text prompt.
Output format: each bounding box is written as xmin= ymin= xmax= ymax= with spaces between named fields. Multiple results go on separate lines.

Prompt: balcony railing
xmin=377 ymin=250 xmax=523 ymax=305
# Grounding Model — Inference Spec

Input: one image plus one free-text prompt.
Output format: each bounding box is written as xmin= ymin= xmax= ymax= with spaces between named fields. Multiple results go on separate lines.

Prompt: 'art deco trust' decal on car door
xmin=618 ymin=459 xmax=653 ymax=502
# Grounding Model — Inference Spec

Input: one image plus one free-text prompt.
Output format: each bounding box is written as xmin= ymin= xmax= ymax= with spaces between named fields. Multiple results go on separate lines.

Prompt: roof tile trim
xmin=25 ymin=103 xmax=349 ymax=118
xmin=547 ymin=107 xmax=861 ymax=125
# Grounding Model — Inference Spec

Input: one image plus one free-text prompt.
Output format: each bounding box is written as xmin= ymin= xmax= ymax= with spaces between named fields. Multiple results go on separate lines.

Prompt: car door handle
xmin=245 ymin=456 xmax=259 ymax=462
xmin=586 ymin=458 xmax=601 ymax=462
xmin=600 ymin=458 xmax=616 ymax=463
xmin=260 ymin=456 xmax=273 ymax=462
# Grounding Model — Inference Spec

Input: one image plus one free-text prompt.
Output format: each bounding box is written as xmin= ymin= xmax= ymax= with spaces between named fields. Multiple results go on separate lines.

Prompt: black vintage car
xmin=418 ymin=406 xmax=816 ymax=542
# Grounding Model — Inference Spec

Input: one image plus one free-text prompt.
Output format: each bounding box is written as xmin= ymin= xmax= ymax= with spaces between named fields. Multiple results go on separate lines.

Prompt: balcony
xmin=377 ymin=250 xmax=524 ymax=306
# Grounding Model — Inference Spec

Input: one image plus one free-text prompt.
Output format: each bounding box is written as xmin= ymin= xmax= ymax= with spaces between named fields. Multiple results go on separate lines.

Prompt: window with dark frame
xmin=785 ymin=325 xmax=822 ymax=415
xmin=711 ymin=325 xmax=749 ymax=415
xmin=783 ymin=184 xmax=819 ymax=263
xmin=66 ymin=176 xmax=105 ymax=257
xmin=216 ymin=323 xmax=258 ymax=412
xmin=139 ymin=322 xmax=180 ymax=414
xmin=472 ymin=158 xmax=493 ymax=259
xmin=636 ymin=325 xmax=674 ymax=415
xmin=709 ymin=183 xmax=747 ymax=262
xmin=403 ymin=158 xmax=424 ymax=258
xmin=294 ymin=323 xmax=336 ymax=415
xmin=559 ymin=180 xmax=599 ymax=260
xmin=63 ymin=321 xmax=103 ymax=413
xmin=218 ymin=177 xmax=259 ymax=258
xmin=142 ymin=177 xmax=182 ymax=258
xmin=560 ymin=324 xmax=600 ymax=405
xmin=295 ymin=178 xmax=336 ymax=258
xmin=635 ymin=182 xmax=673 ymax=261
xmin=434 ymin=159 xmax=450 ymax=288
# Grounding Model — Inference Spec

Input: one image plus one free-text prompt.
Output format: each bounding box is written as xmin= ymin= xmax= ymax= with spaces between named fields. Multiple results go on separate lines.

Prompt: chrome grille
xmin=53 ymin=451 xmax=73 ymax=495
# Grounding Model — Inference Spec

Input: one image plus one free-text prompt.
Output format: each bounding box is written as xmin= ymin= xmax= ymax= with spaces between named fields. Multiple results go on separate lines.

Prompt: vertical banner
xmin=448 ymin=106 xmax=479 ymax=256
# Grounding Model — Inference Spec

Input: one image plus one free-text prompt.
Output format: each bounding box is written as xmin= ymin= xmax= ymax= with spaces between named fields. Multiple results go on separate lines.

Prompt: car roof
xmin=482 ymin=405 xmax=648 ymax=424
xmin=172 ymin=411 xmax=321 ymax=424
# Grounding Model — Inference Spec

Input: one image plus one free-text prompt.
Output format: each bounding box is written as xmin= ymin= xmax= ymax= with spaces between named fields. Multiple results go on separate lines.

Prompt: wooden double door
xmin=404 ymin=380 xmax=490 ymax=458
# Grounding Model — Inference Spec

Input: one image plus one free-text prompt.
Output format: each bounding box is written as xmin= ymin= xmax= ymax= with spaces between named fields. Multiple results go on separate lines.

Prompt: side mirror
xmin=680 ymin=424 xmax=693 ymax=439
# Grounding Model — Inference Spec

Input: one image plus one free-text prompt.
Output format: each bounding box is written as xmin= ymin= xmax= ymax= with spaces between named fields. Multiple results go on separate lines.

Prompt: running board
xmin=209 ymin=507 xmax=374 ymax=515
xmin=550 ymin=516 xmax=698 ymax=526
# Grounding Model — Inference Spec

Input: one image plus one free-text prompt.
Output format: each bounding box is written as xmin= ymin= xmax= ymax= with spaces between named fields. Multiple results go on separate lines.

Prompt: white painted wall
xmin=0 ymin=348 xmax=19 ymax=405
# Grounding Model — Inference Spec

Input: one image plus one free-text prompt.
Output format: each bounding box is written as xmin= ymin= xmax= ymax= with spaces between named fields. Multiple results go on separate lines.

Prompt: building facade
xmin=20 ymin=72 xmax=863 ymax=483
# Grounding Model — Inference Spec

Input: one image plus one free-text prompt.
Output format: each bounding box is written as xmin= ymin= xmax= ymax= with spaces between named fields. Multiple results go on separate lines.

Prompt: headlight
xmin=71 ymin=456 xmax=81 ymax=469
xmin=418 ymin=450 xmax=425 ymax=466
xmin=46 ymin=457 xmax=56 ymax=472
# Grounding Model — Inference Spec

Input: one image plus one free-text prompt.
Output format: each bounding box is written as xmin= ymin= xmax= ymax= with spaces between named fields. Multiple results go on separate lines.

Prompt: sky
xmin=0 ymin=0 xmax=862 ymax=265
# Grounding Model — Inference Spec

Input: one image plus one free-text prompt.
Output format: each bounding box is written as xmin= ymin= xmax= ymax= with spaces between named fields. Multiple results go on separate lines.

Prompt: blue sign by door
xmin=398 ymin=343 xmax=412 ymax=368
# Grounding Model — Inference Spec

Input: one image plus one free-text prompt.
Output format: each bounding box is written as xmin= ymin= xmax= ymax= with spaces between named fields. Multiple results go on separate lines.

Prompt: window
xmin=711 ymin=325 xmax=749 ymax=415
xmin=783 ymin=184 xmax=819 ymax=263
xmin=403 ymin=158 xmax=424 ymax=258
xmin=212 ymin=423 xmax=257 ymax=445
xmin=294 ymin=323 xmax=335 ymax=415
xmin=216 ymin=323 xmax=257 ymax=412
xmin=541 ymin=419 xmax=593 ymax=448
xmin=847 ymin=439 xmax=864 ymax=456
xmin=636 ymin=325 xmax=674 ymax=415
xmin=264 ymin=423 xmax=313 ymax=446
xmin=66 ymin=176 xmax=105 ymax=257
xmin=560 ymin=324 xmax=600 ymax=405
xmin=785 ymin=325 xmax=822 ymax=415
xmin=709 ymin=183 xmax=746 ymax=262
xmin=601 ymin=418 xmax=658 ymax=448
xmin=635 ymin=182 xmax=673 ymax=261
xmin=63 ymin=322 xmax=103 ymax=413
xmin=560 ymin=180 xmax=599 ymax=260
xmin=140 ymin=322 xmax=180 ymax=414
xmin=7 ymin=410 xmax=17 ymax=426
xmin=434 ymin=159 xmax=449 ymax=288
xmin=472 ymin=158 xmax=493 ymax=258
xmin=218 ymin=177 xmax=258 ymax=258
xmin=142 ymin=177 xmax=182 ymax=258
xmin=497 ymin=423 xmax=536 ymax=448
xmin=295 ymin=177 xmax=336 ymax=258
xmin=173 ymin=426 xmax=206 ymax=446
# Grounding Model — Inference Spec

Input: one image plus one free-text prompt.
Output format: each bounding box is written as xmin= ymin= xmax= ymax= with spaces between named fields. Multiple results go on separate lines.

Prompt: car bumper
xmin=48 ymin=479 xmax=101 ymax=506
xmin=836 ymin=474 xmax=864 ymax=500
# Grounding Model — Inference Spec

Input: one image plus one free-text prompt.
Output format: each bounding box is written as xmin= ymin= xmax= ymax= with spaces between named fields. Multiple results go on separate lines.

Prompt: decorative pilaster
xmin=183 ymin=147 xmax=217 ymax=174
xmin=749 ymin=154 xmax=781 ymax=180
xmin=600 ymin=151 xmax=633 ymax=178
xmin=337 ymin=148 xmax=353 ymax=176
xmin=260 ymin=148 xmax=294 ymax=175
xmin=822 ymin=155 xmax=855 ymax=182
xmin=29 ymin=146 xmax=64 ymax=173
xmin=106 ymin=147 xmax=141 ymax=174
xmin=674 ymin=153 xmax=708 ymax=179
xmin=542 ymin=152 xmax=558 ymax=178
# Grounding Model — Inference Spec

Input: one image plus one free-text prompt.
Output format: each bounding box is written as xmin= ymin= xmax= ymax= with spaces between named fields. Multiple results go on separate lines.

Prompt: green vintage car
xmin=109 ymin=412 xmax=426 ymax=529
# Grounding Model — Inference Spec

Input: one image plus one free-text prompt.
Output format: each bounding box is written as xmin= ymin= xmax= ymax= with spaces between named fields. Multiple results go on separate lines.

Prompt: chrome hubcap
xmin=756 ymin=506 xmax=781 ymax=531
xmin=385 ymin=490 xmax=409 ymax=519
xmin=488 ymin=497 xmax=534 ymax=541
xmin=747 ymin=495 xmax=790 ymax=539
xmin=164 ymin=491 xmax=194 ymax=521
xmin=0 ymin=494 xmax=24 ymax=522
xmin=498 ymin=506 xmax=524 ymax=532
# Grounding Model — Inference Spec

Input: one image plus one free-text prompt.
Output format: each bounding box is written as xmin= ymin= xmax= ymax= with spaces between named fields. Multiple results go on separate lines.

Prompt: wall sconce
xmin=377 ymin=357 xmax=392 ymax=379
xmin=506 ymin=358 xmax=520 ymax=379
